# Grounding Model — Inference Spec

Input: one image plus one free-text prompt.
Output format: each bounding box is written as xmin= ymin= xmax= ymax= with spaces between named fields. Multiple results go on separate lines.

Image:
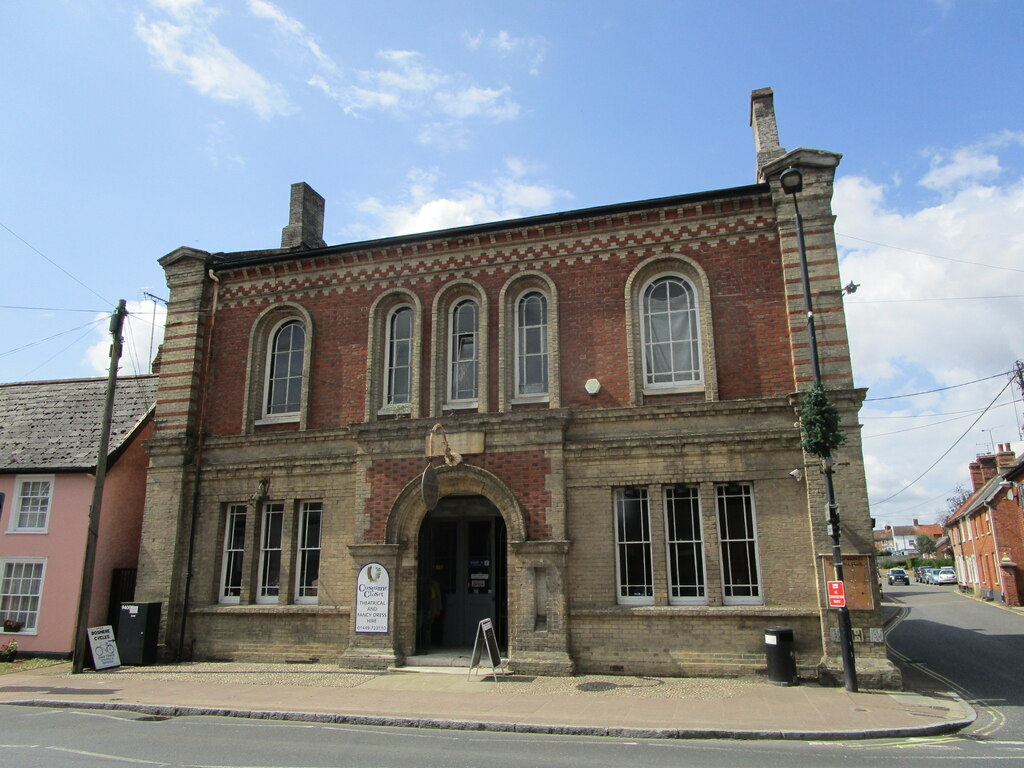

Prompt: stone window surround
xmin=624 ymin=255 xmax=718 ymax=405
xmin=243 ymin=303 xmax=314 ymax=432
xmin=609 ymin=482 xmax=763 ymax=608
xmin=430 ymin=279 xmax=489 ymax=416
xmin=497 ymin=272 xmax=561 ymax=411
xmin=364 ymin=289 xmax=424 ymax=421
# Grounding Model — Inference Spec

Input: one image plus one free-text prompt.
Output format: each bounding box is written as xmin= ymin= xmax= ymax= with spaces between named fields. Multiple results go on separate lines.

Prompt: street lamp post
xmin=780 ymin=167 xmax=858 ymax=693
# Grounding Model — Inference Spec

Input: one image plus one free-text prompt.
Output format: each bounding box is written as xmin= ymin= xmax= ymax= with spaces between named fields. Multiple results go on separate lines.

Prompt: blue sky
xmin=2 ymin=0 xmax=1022 ymax=527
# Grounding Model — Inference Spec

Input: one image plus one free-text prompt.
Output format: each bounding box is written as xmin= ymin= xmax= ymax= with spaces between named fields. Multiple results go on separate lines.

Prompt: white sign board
xmin=87 ymin=625 xmax=121 ymax=670
xmin=355 ymin=563 xmax=390 ymax=634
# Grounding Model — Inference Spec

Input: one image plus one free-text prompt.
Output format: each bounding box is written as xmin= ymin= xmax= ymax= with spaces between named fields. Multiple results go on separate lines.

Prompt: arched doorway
xmin=416 ymin=494 xmax=507 ymax=651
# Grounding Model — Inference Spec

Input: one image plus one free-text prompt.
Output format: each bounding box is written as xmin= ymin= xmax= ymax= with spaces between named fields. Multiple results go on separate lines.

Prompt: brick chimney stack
xmin=969 ymin=453 xmax=1000 ymax=490
xmin=281 ymin=182 xmax=326 ymax=250
xmin=750 ymin=88 xmax=787 ymax=182
xmin=996 ymin=443 xmax=1017 ymax=471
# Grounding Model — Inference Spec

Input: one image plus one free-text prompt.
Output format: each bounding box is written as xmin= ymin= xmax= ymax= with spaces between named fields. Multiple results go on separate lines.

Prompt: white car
xmin=933 ymin=568 xmax=958 ymax=585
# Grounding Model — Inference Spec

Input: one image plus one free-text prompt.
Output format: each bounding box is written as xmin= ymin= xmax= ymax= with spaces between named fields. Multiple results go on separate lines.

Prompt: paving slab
xmin=0 ymin=661 xmax=974 ymax=740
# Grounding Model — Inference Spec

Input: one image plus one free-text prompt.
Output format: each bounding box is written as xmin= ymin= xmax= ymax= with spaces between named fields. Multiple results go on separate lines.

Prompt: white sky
xmin=2 ymin=1 xmax=1022 ymax=527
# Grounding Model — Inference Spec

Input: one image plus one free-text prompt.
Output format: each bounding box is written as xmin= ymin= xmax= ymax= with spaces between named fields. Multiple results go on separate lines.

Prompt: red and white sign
xmin=827 ymin=580 xmax=846 ymax=608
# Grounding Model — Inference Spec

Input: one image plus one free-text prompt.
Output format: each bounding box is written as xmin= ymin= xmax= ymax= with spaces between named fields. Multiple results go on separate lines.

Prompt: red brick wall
xmin=362 ymin=450 xmax=552 ymax=543
xmin=202 ymin=194 xmax=792 ymax=435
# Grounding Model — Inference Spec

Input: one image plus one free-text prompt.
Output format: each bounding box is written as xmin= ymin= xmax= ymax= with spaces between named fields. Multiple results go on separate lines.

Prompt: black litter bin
xmin=117 ymin=602 xmax=161 ymax=665
xmin=764 ymin=626 xmax=796 ymax=685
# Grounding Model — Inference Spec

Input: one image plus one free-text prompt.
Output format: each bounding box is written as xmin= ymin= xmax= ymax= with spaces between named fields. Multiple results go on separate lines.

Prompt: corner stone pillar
xmin=135 ymin=247 xmax=212 ymax=660
xmin=508 ymin=540 xmax=574 ymax=675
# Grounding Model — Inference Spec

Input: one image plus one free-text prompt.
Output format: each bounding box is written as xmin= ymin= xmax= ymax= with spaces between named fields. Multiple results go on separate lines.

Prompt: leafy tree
xmin=916 ymin=534 xmax=937 ymax=555
xmin=937 ymin=483 xmax=972 ymax=526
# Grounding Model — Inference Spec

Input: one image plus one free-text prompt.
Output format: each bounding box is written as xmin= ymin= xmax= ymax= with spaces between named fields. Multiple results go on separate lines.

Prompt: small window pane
xmin=266 ymin=320 xmax=305 ymax=415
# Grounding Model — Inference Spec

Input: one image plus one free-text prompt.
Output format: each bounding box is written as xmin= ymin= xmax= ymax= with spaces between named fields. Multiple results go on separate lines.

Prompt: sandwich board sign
xmin=467 ymin=618 xmax=505 ymax=680
xmin=87 ymin=625 xmax=121 ymax=670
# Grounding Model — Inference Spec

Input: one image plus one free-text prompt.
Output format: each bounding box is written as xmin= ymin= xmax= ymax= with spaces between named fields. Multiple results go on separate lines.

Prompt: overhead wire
xmin=0 ymin=220 xmax=112 ymax=305
xmin=837 ymin=233 xmax=1024 ymax=274
xmin=864 ymin=370 xmax=1015 ymax=405
xmin=870 ymin=377 xmax=1014 ymax=507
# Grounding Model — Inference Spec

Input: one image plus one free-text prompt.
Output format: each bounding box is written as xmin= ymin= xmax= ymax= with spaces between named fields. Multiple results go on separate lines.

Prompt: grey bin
xmin=117 ymin=602 xmax=161 ymax=666
xmin=764 ymin=626 xmax=797 ymax=685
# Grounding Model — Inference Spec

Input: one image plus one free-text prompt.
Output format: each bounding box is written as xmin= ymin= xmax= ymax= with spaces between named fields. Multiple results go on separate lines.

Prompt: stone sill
xmin=571 ymin=606 xmax=819 ymax=618
xmin=193 ymin=604 xmax=350 ymax=615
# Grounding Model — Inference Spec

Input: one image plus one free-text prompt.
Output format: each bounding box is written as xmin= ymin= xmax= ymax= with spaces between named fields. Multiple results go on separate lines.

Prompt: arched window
xmin=515 ymin=291 xmax=548 ymax=397
xmin=385 ymin=306 xmax=414 ymax=406
xmin=449 ymin=299 xmax=479 ymax=402
xmin=265 ymin=319 xmax=305 ymax=416
xmin=640 ymin=276 xmax=701 ymax=387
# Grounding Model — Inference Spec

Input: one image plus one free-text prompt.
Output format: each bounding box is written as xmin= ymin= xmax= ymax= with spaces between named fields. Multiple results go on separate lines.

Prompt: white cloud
xmin=435 ymin=85 xmax=520 ymax=121
xmin=247 ymin=0 xmax=339 ymax=75
xmin=86 ymin=300 xmax=167 ymax=377
xmin=463 ymin=29 xmax=547 ymax=75
xmin=833 ymin=136 xmax=1024 ymax=525
xmin=353 ymin=165 xmax=571 ymax=238
xmin=136 ymin=0 xmax=291 ymax=119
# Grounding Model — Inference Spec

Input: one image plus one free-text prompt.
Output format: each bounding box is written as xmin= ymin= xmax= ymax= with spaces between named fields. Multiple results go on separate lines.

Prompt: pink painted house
xmin=0 ymin=376 xmax=156 ymax=656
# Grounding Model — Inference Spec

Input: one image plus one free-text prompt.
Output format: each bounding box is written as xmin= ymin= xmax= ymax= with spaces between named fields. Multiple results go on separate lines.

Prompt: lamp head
xmin=779 ymin=167 xmax=803 ymax=195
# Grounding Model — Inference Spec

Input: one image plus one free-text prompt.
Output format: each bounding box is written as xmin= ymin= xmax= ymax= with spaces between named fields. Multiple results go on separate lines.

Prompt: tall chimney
xmin=750 ymin=88 xmax=787 ymax=182
xmin=996 ymin=443 xmax=1017 ymax=470
xmin=969 ymin=454 xmax=999 ymax=490
xmin=281 ymin=182 xmax=326 ymax=250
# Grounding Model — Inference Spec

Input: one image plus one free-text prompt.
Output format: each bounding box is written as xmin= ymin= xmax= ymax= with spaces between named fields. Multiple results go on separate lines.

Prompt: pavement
xmin=0 ymin=655 xmax=974 ymax=741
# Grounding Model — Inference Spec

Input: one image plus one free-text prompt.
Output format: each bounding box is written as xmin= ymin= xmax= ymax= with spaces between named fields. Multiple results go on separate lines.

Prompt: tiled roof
xmin=891 ymin=526 xmax=917 ymax=536
xmin=0 ymin=376 xmax=157 ymax=472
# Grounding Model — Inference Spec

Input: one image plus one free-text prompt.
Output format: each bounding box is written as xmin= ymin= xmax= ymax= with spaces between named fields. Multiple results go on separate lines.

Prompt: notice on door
xmin=355 ymin=563 xmax=390 ymax=634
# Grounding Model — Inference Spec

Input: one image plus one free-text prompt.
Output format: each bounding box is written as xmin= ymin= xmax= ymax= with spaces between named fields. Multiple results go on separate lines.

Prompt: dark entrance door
xmin=417 ymin=495 xmax=507 ymax=650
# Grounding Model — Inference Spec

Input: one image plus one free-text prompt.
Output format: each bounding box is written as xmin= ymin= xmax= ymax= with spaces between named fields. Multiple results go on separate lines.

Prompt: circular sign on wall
xmin=421 ymin=464 xmax=439 ymax=510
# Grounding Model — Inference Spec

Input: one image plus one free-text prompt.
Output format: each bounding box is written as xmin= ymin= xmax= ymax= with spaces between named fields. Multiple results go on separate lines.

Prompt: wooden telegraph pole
xmin=72 ymin=300 xmax=127 ymax=674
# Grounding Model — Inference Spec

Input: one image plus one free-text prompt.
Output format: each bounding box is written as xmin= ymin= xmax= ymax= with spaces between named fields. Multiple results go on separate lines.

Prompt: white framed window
xmin=264 ymin=319 xmax=305 ymax=419
xmin=1 ymin=558 xmax=45 ymax=633
xmin=640 ymin=275 xmax=702 ymax=389
xmin=219 ymin=504 xmax=247 ymax=604
xmin=448 ymin=299 xmax=479 ymax=404
xmin=384 ymin=306 xmax=414 ymax=408
xmin=614 ymin=487 xmax=654 ymax=605
xmin=664 ymin=485 xmax=707 ymax=604
xmin=9 ymin=476 xmax=53 ymax=533
xmin=515 ymin=291 xmax=549 ymax=398
xmin=295 ymin=501 xmax=322 ymax=604
xmin=716 ymin=483 xmax=762 ymax=605
xmin=256 ymin=502 xmax=284 ymax=604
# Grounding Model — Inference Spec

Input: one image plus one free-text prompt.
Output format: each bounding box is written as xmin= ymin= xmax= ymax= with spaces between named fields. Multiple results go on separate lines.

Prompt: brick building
xmin=135 ymin=89 xmax=893 ymax=684
xmin=946 ymin=446 xmax=1023 ymax=605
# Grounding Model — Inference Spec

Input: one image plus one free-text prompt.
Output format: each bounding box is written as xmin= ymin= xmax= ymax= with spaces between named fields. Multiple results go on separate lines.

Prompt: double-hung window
xmin=0 ymin=559 xmax=45 ymax=632
xmin=449 ymin=299 xmax=479 ymax=403
xmin=257 ymin=502 xmax=284 ymax=604
xmin=295 ymin=501 xmax=322 ymax=604
xmin=515 ymin=291 xmax=548 ymax=397
xmin=716 ymin=483 xmax=762 ymax=605
xmin=614 ymin=487 xmax=654 ymax=604
xmin=665 ymin=485 xmax=706 ymax=604
xmin=219 ymin=504 xmax=247 ymax=604
xmin=10 ymin=477 xmax=52 ymax=533
xmin=265 ymin=319 xmax=305 ymax=417
xmin=640 ymin=276 xmax=701 ymax=388
xmin=385 ymin=307 xmax=413 ymax=407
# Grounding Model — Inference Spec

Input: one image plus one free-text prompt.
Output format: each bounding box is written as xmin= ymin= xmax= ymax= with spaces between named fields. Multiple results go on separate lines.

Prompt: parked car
xmin=933 ymin=567 xmax=958 ymax=585
xmin=920 ymin=568 xmax=938 ymax=584
xmin=914 ymin=567 xmax=929 ymax=582
xmin=887 ymin=568 xmax=909 ymax=585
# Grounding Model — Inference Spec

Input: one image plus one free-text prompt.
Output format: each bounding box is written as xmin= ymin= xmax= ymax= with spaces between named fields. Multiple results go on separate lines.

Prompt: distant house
xmin=890 ymin=525 xmax=919 ymax=556
xmin=0 ymin=376 xmax=157 ymax=655
xmin=873 ymin=527 xmax=893 ymax=553
xmin=945 ymin=446 xmax=1021 ymax=605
